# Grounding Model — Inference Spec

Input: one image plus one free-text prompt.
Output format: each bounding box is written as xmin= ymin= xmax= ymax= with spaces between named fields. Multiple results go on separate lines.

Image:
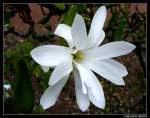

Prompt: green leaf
xmin=32 ymin=65 xmax=43 ymax=78
xmin=16 ymin=42 xmax=33 ymax=56
xmin=40 ymin=70 xmax=52 ymax=91
xmin=14 ymin=59 xmax=35 ymax=113
xmin=4 ymin=49 xmax=15 ymax=59
xmin=57 ymin=37 xmax=68 ymax=47
xmin=54 ymin=3 xmax=65 ymax=10
xmin=63 ymin=5 xmax=78 ymax=26
xmin=4 ymin=49 xmax=16 ymax=74
xmin=76 ymin=4 xmax=86 ymax=14
xmin=4 ymin=11 xmax=11 ymax=25
xmin=113 ymin=17 xmax=126 ymax=41
xmin=108 ymin=13 xmax=117 ymax=28
xmin=62 ymin=5 xmax=86 ymax=26
xmin=32 ymin=105 xmax=44 ymax=114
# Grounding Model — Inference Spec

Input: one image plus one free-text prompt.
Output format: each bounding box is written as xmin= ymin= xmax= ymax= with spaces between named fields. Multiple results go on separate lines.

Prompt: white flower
xmin=30 ymin=6 xmax=136 ymax=111
xmin=4 ymin=84 xmax=11 ymax=90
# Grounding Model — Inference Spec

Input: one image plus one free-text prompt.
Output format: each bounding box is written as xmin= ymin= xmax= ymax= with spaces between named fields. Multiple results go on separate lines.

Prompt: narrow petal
xmin=82 ymin=59 xmax=125 ymax=85
xmin=75 ymin=63 xmax=95 ymax=89
xmin=88 ymin=70 xmax=105 ymax=108
xmin=90 ymin=30 xmax=105 ymax=48
xmin=75 ymin=63 xmax=105 ymax=104
xmin=41 ymin=65 xmax=50 ymax=73
xmin=40 ymin=76 xmax=69 ymax=109
xmin=84 ymin=41 xmax=136 ymax=60
xmin=30 ymin=45 xmax=72 ymax=66
xmin=49 ymin=58 xmax=73 ymax=86
xmin=73 ymin=62 xmax=87 ymax=94
xmin=88 ymin=6 xmax=106 ymax=48
xmin=101 ymin=59 xmax=128 ymax=77
xmin=87 ymin=86 xmax=105 ymax=109
xmin=54 ymin=24 xmax=73 ymax=47
xmin=71 ymin=14 xmax=88 ymax=50
xmin=73 ymin=69 xmax=90 ymax=112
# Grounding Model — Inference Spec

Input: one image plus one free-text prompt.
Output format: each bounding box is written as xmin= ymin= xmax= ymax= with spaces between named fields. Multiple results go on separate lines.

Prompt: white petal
xmin=88 ymin=70 xmax=105 ymax=104
xmin=75 ymin=63 xmax=94 ymax=88
xmin=40 ymin=76 xmax=69 ymax=109
xmin=49 ymin=58 xmax=73 ymax=86
xmin=82 ymin=59 xmax=125 ymax=85
xmin=101 ymin=59 xmax=128 ymax=77
xmin=75 ymin=63 xmax=103 ymax=98
xmin=71 ymin=14 xmax=88 ymax=50
xmin=75 ymin=63 xmax=105 ymax=108
xmin=54 ymin=24 xmax=73 ymax=48
xmin=87 ymin=86 xmax=105 ymax=109
xmin=41 ymin=65 xmax=50 ymax=73
xmin=73 ymin=69 xmax=90 ymax=112
xmin=30 ymin=45 xmax=72 ymax=66
xmin=81 ymin=79 xmax=88 ymax=94
xmin=90 ymin=30 xmax=105 ymax=48
xmin=88 ymin=6 xmax=106 ymax=48
xmin=73 ymin=62 xmax=87 ymax=94
xmin=84 ymin=41 xmax=136 ymax=60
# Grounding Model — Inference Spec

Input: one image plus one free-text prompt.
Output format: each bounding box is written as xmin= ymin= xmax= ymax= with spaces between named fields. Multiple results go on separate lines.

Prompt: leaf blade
xmin=14 ymin=59 xmax=35 ymax=113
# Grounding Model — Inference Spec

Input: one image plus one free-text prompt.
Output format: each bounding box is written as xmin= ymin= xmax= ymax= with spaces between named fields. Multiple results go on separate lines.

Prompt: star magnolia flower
xmin=30 ymin=6 xmax=136 ymax=111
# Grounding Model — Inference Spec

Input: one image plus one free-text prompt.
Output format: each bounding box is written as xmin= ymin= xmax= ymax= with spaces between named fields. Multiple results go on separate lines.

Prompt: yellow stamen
xmin=72 ymin=51 xmax=84 ymax=63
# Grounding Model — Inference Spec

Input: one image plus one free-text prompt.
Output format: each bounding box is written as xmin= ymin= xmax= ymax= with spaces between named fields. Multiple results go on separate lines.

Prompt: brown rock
xmin=34 ymin=24 xmax=49 ymax=36
xmin=29 ymin=4 xmax=49 ymax=23
xmin=10 ymin=13 xmax=30 ymax=33
xmin=48 ymin=15 xmax=60 ymax=32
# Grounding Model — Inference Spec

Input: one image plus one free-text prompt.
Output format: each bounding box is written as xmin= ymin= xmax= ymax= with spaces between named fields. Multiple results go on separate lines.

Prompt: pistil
xmin=72 ymin=50 xmax=84 ymax=63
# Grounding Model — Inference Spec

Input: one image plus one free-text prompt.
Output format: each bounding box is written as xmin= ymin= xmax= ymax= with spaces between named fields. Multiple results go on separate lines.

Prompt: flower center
xmin=72 ymin=50 xmax=84 ymax=63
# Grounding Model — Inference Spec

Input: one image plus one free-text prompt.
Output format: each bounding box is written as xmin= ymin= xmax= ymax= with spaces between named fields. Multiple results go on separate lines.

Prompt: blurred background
xmin=4 ymin=3 xmax=146 ymax=114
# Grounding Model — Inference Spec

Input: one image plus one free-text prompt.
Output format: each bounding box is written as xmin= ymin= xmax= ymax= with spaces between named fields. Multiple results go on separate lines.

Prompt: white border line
xmin=3 ymin=3 xmax=147 ymax=116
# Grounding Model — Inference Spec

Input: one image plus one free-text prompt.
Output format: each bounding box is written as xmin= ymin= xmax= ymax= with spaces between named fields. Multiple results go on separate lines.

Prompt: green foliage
xmin=4 ymin=49 xmax=16 ymax=74
xmin=40 ymin=70 xmax=52 ymax=91
xmin=4 ymin=79 xmax=11 ymax=85
xmin=54 ymin=3 xmax=66 ymax=10
xmin=4 ymin=49 xmax=15 ymax=59
xmin=113 ymin=17 xmax=126 ymax=41
xmin=4 ymin=11 xmax=11 ymax=25
xmin=14 ymin=59 xmax=35 ymax=113
xmin=76 ymin=4 xmax=86 ymax=14
xmin=32 ymin=105 xmax=44 ymax=114
xmin=63 ymin=5 xmax=78 ymax=26
xmin=108 ymin=13 xmax=117 ymax=28
xmin=63 ymin=5 xmax=86 ymax=26
xmin=57 ymin=37 xmax=69 ymax=47
xmin=32 ymin=65 xmax=43 ymax=78
xmin=16 ymin=41 xmax=33 ymax=56
xmin=5 ymin=41 xmax=34 ymax=74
